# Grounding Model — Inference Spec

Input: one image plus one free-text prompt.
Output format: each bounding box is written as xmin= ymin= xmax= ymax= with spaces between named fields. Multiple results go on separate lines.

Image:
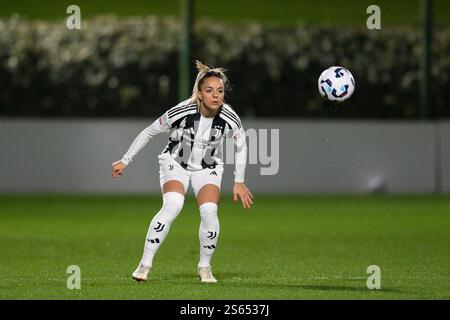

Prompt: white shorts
xmin=158 ymin=153 xmax=224 ymax=197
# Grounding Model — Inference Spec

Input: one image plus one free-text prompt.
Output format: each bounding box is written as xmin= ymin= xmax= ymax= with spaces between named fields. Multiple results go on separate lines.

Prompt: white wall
xmin=439 ymin=122 xmax=450 ymax=193
xmin=0 ymin=119 xmax=446 ymax=194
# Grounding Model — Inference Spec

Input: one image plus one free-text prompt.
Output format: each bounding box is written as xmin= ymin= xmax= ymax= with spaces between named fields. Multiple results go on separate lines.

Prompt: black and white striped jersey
xmin=120 ymin=99 xmax=247 ymax=183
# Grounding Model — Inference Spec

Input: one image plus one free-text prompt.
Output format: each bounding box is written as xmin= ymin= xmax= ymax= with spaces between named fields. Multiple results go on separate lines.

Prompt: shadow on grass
xmin=297 ymin=285 xmax=403 ymax=293
xmin=167 ymin=271 xmax=257 ymax=280
xmin=215 ymin=282 xmax=404 ymax=294
xmin=154 ymin=272 xmax=404 ymax=294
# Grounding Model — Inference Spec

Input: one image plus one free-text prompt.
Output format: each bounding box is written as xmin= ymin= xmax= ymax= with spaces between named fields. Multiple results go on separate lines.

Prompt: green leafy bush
xmin=0 ymin=16 xmax=448 ymax=118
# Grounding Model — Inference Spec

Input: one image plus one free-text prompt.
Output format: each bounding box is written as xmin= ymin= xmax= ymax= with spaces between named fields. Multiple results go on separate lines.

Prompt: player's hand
xmin=112 ymin=160 xmax=126 ymax=178
xmin=233 ymin=183 xmax=254 ymax=209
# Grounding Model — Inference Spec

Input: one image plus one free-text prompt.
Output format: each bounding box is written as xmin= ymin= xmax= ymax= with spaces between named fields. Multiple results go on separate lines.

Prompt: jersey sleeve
xmin=120 ymin=101 xmax=197 ymax=166
xmin=231 ymin=120 xmax=247 ymax=183
xmin=120 ymin=114 xmax=171 ymax=166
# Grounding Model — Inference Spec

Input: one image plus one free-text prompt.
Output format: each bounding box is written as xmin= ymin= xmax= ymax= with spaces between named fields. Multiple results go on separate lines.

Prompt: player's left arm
xmin=232 ymin=125 xmax=254 ymax=209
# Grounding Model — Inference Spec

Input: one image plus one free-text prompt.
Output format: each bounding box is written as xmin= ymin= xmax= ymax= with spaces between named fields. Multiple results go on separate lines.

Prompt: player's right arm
xmin=112 ymin=101 xmax=197 ymax=178
xmin=111 ymin=111 xmax=172 ymax=178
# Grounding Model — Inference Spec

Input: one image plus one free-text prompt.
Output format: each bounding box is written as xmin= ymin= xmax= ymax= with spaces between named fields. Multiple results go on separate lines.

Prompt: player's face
xmin=197 ymin=76 xmax=224 ymax=112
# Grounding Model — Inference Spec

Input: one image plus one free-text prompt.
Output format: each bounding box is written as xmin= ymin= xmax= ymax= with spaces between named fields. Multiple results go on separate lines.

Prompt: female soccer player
xmin=112 ymin=60 xmax=254 ymax=283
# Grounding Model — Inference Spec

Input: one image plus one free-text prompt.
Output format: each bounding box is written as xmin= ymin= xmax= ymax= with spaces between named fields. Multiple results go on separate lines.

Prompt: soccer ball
xmin=318 ymin=66 xmax=355 ymax=102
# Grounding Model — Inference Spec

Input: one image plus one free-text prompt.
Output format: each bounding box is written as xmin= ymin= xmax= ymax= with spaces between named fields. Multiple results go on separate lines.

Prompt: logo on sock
xmin=203 ymin=245 xmax=216 ymax=249
xmin=147 ymin=238 xmax=160 ymax=244
xmin=207 ymin=231 xmax=217 ymax=239
xmin=154 ymin=222 xmax=165 ymax=232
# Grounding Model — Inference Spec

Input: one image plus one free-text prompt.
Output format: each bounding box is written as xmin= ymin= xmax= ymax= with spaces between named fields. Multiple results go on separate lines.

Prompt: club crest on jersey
xmin=210 ymin=128 xmax=221 ymax=139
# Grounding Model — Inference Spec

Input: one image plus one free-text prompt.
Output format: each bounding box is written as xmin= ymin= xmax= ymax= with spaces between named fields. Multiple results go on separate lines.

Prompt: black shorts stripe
xmin=221 ymin=109 xmax=241 ymax=128
xmin=168 ymin=106 xmax=197 ymax=119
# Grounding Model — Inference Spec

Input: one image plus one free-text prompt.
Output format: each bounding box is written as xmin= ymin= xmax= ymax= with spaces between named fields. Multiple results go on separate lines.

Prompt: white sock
xmin=140 ymin=192 xmax=184 ymax=267
xmin=198 ymin=202 xmax=220 ymax=268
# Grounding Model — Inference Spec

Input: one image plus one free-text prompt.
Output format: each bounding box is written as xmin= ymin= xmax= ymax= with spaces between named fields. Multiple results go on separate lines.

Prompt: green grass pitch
xmin=0 ymin=194 xmax=449 ymax=299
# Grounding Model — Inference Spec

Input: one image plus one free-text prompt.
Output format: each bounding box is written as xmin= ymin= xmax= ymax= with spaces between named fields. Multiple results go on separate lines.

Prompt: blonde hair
xmin=189 ymin=60 xmax=229 ymax=105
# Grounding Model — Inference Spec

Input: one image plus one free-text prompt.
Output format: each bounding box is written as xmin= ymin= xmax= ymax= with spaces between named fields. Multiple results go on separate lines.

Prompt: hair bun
xmin=195 ymin=60 xmax=210 ymax=72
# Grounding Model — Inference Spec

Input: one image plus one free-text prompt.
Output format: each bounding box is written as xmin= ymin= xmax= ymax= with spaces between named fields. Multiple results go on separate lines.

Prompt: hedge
xmin=0 ymin=15 xmax=449 ymax=118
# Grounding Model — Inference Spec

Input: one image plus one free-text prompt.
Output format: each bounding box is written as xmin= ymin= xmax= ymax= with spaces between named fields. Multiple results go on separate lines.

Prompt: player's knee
xmin=199 ymin=202 xmax=219 ymax=229
xmin=199 ymin=202 xmax=218 ymax=216
xmin=161 ymin=192 xmax=184 ymax=221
